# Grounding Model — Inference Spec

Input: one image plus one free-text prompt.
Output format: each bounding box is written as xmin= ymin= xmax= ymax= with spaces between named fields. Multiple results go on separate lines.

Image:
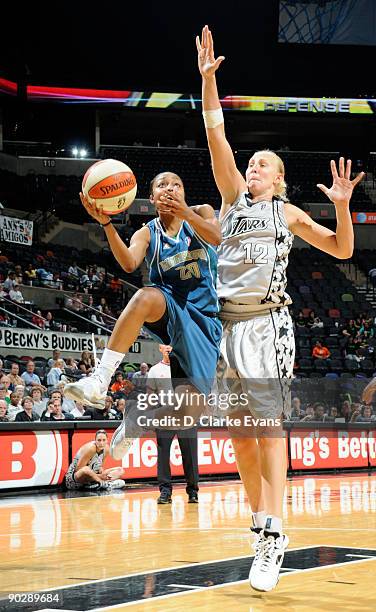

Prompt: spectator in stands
xmin=312 ymin=340 xmax=331 ymax=360
xmin=69 ymin=293 xmax=84 ymax=312
xmin=110 ymin=276 xmax=122 ymax=293
xmin=0 ymin=399 xmax=9 ymax=421
xmin=64 ymin=357 xmax=79 ymax=377
xmin=80 ymin=351 xmax=94 ymax=373
xmin=110 ymin=371 xmax=129 ymax=396
xmin=48 ymin=349 xmax=66 ymax=369
xmin=0 ymin=358 xmax=3 ymax=374
xmin=44 ymin=311 xmax=60 ymax=331
xmin=324 ymin=406 xmax=338 ymax=422
xmin=48 ymin=272 xmax=63 ymax=290
xmin=70 ymin=401 xmax=89 ymax=419
xmin=306 ymin=311 xmax=323 ymax=329
xmin=300 ymin=405 xmax=314 ymax=421
xmin=49 ymin=388 xmax=75 ymax=414
xmin=85 ymin=395 xmax=115 ymax=420
xmin=8 ymin=363 xmax=25 ymax=391
xmin=21 ymin=360 xmax=42 ymax=392
xmin=352 ymin=405 xmax=372 ymax=422
xmin=78 ymin=361 xmax=89 ymax=376
xmin=345 ymin=334 xmax=363 ymax=361
xmin=32 ymin=310 xmax=45 ymax=329
xmin=295 ymin=311 xmax=307 ymax=328
xmin=14 ymin=265 xmax=23 ymax=285
xmin=114 ymin=397 xmax=126 ymax=419
xmin=0 ymin=383 xmax=10 ymax=411
xmin=290 ymin=397 xmax=304 ymax=420
xmin=132 ymin=362 xmax=149 ymax=393
xmin=349 ymin=402 xmax=363 ymax=422
xmin=30 ymin=386 xmax=47 ymax=417
xmin=7 ymin=391 xmax=23 ymax=419
xmin=0 ymin=374 xmax=11 ymax=397
xmin=0 ymin=283 xmax=6 ymax=299
xmin=340 ymin=400 xmax=352 ymax=422
xmin=9 ymin=283 xmax=24 ymax=303
xmin=81 ymin=269 xmax=100 ymax=292
xmin=97 ymin=297 xmax=108 ymax=312
xmin=47 ymin=359 xmax=65 ymax=390
xmin=313 ymin=403 xmax=325 ymax=421
xmin=24 ymin=263 xmax=37 ymax=285
xmin=68 ymin=261 xmax=80 ymax=287
xmin=41 ymin=399 xmax=74 ymax=421
xmin=3 ymin=271 xmax=16 ymax=293
xmin=36 ymin=267 xmax=54 ymax=287
xmin=15 ymin=396 xmax=39 ymax=422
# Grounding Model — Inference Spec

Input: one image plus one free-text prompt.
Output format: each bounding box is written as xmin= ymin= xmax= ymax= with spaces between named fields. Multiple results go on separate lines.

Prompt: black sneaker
xmin=157 ymin=491 xmax=172 ymax=504
xmin=188 ymin=492 xmax=199 ymax=503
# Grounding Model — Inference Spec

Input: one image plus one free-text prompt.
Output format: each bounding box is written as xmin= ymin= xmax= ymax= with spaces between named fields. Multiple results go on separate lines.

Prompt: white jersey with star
xmin=218 ymin=193 xmax=294 ymax=319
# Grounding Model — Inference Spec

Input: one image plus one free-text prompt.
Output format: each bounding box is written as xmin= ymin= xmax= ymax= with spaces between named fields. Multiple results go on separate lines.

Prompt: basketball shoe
xmin=249 ymin=531 xmax=289 ymax=592
xmin=64 ymin=370 xmax=107 ymax=408
xmin=100 ymin=479 xmax=126 ymax=490
xmin=110 ymin=402 xmax=144 ymax=460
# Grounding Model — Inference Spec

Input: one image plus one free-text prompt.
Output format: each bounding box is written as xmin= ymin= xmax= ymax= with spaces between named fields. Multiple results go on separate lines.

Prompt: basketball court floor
xmin=0 ymin=472 xmax=375 ymax=611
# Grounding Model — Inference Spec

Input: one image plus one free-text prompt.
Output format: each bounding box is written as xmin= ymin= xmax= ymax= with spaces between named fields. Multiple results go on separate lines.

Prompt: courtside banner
xmin=351 ymin=212 xmax=376 ymax=224
xmin=368 ymin=431 xmax=376 ymax=467
xmin=0 ymin=430 xmax=69 ymax=489
xmin=0 ymin=215 xmax=33 ymax=245
xmin=290 ymin=429 xmax=373 ymax=470
xmin=72 ymin=430 xmax=238 ymax=478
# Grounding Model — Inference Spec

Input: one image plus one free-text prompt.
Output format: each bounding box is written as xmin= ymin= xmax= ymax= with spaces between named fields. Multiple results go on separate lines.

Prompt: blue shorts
xmin=145 ymin=288 xmax=222 ymax=395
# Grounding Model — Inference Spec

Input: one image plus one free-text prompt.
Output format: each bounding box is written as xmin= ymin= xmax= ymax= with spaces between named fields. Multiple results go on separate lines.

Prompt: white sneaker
xmin=64 ymin=371 xmax=107 ymax=407
xmin=248 ymin=528 xmax=264 ymax=585
xmin=250 ymin=532 xmax=289 ymax=592
xmin=110 ymin=404 xmax=142 ymax=460
xmin=101 ymin=479 xmax=125 ymax=490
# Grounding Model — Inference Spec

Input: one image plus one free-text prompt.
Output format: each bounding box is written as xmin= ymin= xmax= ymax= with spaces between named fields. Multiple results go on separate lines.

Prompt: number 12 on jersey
xmin=243 ymin=243 xmax=268 ymax=264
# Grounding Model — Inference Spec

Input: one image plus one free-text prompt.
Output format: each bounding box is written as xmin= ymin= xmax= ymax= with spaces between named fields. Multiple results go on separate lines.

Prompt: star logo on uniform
xmin=281 ymin=365 xmax=289 ymax=377
xmin=277 ymin=234 xmax=286 ymax=245
xmin=279 ymin=325 xmax=289 ymax=338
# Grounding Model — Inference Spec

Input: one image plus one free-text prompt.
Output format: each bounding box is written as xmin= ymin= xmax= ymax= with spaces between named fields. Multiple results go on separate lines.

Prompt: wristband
xmin=202 ymin=108 xmax=224 ymax=129
xmin=100 ymin=220 xmax=112 ymax=227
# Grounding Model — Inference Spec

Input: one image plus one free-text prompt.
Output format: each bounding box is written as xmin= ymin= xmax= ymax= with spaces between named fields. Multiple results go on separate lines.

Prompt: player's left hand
xmin=317 ymin=158 xmax=365 ymax=207
xmin=159 ymin=192 xmax=191 ymax=220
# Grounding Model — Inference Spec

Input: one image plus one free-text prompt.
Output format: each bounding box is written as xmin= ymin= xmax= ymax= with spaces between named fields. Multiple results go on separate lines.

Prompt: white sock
xmin=96 ymin=348 xmax=124 ymax=387
xmin=252 ymin=511 xmax=267 ymax=529
xmin=264 ymin=515 xmax=283 ymax=535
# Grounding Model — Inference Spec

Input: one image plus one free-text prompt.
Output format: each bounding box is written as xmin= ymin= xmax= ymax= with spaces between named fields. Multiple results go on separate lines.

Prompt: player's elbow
xmin=337 ymin=248 xmax=353 ymax=260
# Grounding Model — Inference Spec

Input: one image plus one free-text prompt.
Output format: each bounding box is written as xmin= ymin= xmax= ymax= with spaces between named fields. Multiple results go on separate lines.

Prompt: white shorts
xmin=217 ymin=307 xmax=295 ymax=419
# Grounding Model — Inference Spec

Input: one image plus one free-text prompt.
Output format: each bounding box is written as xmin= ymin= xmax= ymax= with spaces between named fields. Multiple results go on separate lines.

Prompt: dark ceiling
xmin=0 ymin=0 xmax=373 ymax=97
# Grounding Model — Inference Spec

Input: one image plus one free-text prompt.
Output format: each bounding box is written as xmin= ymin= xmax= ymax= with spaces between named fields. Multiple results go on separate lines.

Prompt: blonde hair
xmin=252 ymin=149 xmax=288 ymax=200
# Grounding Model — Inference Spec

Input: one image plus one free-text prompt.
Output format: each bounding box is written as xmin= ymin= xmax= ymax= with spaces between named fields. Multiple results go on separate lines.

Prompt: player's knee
xmin=130 ymin=288 xmax=162 ymax=316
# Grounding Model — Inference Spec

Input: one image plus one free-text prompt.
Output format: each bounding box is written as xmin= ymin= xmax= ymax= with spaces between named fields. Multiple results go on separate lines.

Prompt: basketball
xmin=82 ymin=159 xmax=137 ymax=215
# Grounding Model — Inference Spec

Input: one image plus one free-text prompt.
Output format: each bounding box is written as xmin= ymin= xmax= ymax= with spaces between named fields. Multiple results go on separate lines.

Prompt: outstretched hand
xmin=196 ymin=25 xmax=225 ymax=78
xmin=80 ymin=192 xmax=110 ymax=225
xmin=317 ymin=158 xmax=365 ymax=207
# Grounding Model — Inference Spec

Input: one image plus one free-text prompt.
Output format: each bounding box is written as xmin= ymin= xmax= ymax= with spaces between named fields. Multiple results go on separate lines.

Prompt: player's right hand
xmin=196 ymin=25 xmax=225 ymax=79
xmin=80 ymin=192 xmax=110 ymax=225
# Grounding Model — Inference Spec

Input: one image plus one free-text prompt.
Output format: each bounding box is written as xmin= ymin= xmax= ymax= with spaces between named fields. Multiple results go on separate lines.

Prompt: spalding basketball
xmin=82 ymin=159 xmax=137 ymax=215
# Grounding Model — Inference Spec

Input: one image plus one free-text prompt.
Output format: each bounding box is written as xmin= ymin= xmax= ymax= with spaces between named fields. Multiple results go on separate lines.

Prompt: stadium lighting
xmin=72 ymin=147 xmax=78 ymax=157
xmin=79 ymin=149 xmax=87 ymax=158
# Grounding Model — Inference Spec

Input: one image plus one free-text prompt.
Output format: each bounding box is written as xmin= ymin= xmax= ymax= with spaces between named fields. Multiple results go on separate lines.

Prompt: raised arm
xmin=196 ymin=25 xmax=246 ymax=215
xmin=285 ymin=158 xmax=364 ymax=259
xmin=80 ymin=193 xmax=150 ymax=273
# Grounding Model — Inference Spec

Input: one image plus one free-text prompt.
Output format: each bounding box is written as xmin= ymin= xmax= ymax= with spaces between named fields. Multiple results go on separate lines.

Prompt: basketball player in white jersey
xmin=196 ymin=25 xmax=364 ymax=592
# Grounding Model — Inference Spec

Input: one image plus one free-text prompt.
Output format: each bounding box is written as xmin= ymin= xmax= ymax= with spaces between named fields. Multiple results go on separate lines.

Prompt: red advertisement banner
xmin=0 ymin=431 xmax=69 ymax=489
xmin=290 ymin=429 xmax=374 ymax=470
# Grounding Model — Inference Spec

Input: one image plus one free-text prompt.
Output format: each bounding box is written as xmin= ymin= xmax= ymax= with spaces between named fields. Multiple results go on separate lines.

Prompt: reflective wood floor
xmin=0 ymin=472 xmax=375 ymax=611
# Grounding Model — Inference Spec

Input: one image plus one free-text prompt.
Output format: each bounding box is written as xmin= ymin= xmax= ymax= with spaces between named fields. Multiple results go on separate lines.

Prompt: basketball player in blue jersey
xmin=64 ymin=171 xmax=222 ymax=458
xmin=197 ymin=25 xmax=364 ymax=592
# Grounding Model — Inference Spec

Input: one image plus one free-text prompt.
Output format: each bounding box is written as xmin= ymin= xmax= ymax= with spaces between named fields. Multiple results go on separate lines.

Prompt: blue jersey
xmin=144 ymin=217 xmax=221 ymax=395
xmin=146 ymin=218 xmax=219 ymax=315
